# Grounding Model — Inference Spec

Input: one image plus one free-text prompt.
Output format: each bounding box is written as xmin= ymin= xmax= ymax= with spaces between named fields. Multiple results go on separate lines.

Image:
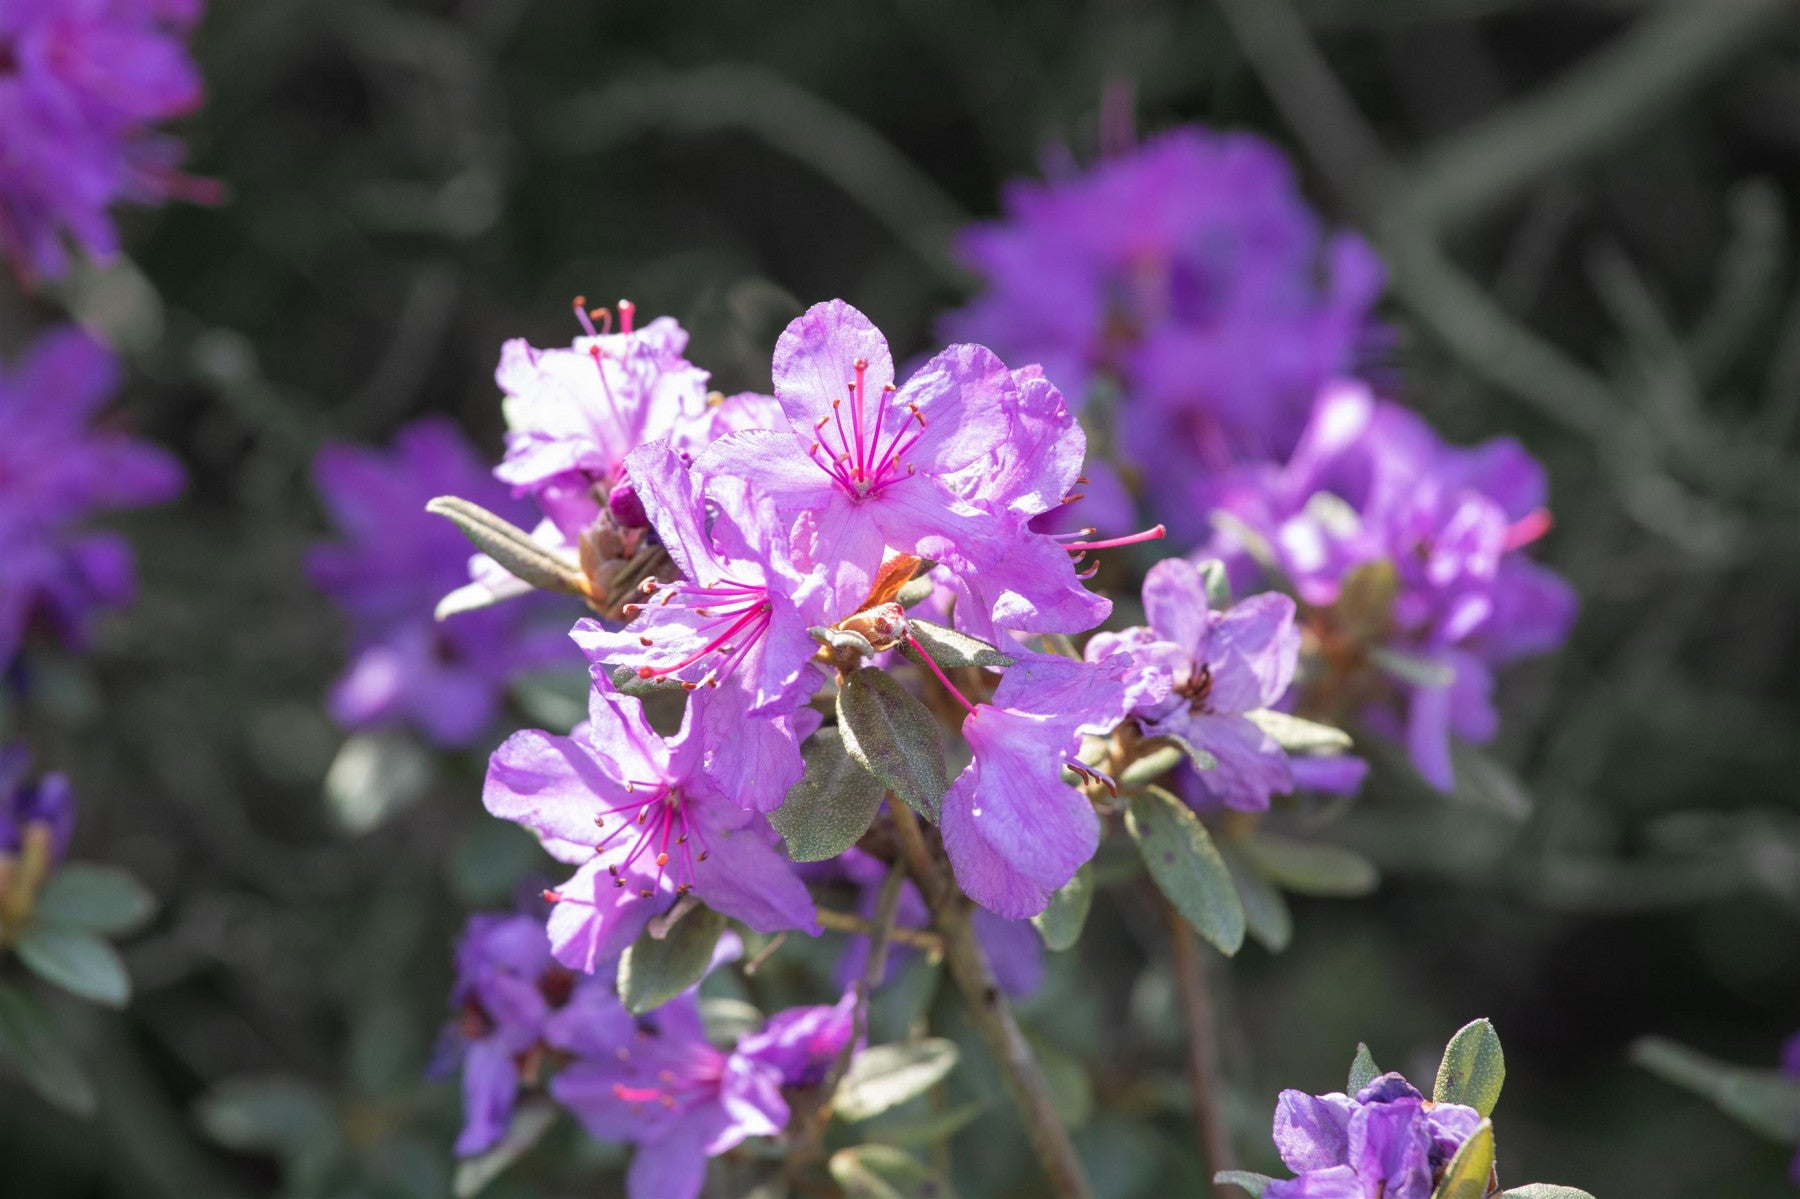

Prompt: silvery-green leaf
xmin=1222 ymin=846 xmax=1291 ymax=954
xmin=1120 ymin=744 xmax=1185 ymax=788
xmin=1497 ymin=1188 xmax=1598 ymax=1199
xmin=425 ymin=496 xmax=586 ymax=596
xmin=1369 ymin=645 xmax=1456 ymax=690
xmin=1127 ymin=786 xmax=1244 ymax=955
xmin=834 ymin=1038 xmax=960 ymax=1122
xmin=900 ymin=619 xmax=1013 ymax=669
xmin=324 ymin=730 xmax=434 ymax=836
xmin=1448 ymin=745 xmax=1534 ymax=819
xmin=453 ymin=1100 xmax=558 ymax=1197
xmin=1431 ymin=1119 xmax=1494 ymax=1199
xmin=611 ymin=663 xmax=688 ymax=697
xmin=618 ymin=905 xmax=726 ymax=1015
xmin=811 ymin=625 xmax=877 ymax=660
xmin=1434 ymin=1019 xmax=1505 ymax=1116
xmin=1195 ymin=558 xmax=1232 ymax=610
xmin=1243 ymin=709 xmax=1353 ymax=755
xmin=15 ymin=924 xmax=131 ymax=1007
xmin=828 ymin=1144 xmax=958 ymax=1199
xmin=836 ymin=669 xmax=948 ymax=822
xmin=1031 ymin=864 xmax=1093 ymax=952
xmin=770 ymin=728 xmax=886 ymax=862
xmin=1239 ymin=834 xmax=1379 ymax=898
xmin=1348 ymin=1042 xmax=1381 ymax=1094
xmin=865 ymin=1099 xmax=987 ymax=1147
xmin=33 ymin=863 xmax=156 ymax=937
xmin=1632 ymin=1037 xmax=1800 ymax=1142
xmin=1214 ymin=1171 xmax=1274 ymax=1197
xmin=196 ymin=1075 xmax=341 ymax=1162
xmin=895 ymin=574 xmax=936 ymax=609
xmin=701 ymin=997 xmax=766 ymax=1049
xmin=0 ymin=984 xmax=96 ymax=1115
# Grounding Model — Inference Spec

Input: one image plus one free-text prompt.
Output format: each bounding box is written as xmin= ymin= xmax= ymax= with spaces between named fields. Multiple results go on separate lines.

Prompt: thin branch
xmin=1163 ymin=893 xmax=1236 ymax=1191
xmin=815 ymin=905 xmax=946 ymax=956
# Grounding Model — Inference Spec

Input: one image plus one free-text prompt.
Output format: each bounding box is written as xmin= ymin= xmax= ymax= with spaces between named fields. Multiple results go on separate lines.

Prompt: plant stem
xmin=1164 ymin=894 xmax=1236 ymax=1190
xmin=888 ymin=801 xmax=1095 ymax=1199
xmin=814 ymin=906 xmax=945 ymax=955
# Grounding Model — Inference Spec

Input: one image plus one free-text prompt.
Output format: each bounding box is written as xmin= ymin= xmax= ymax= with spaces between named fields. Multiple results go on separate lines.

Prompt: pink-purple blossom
xmin=0 ymin=743 xmax=76 ymax=863
xmin=1266 ymin=1072 xmax=1483 ymax=1199
xmin=0 ymin=325 xmax=184 ymax=670
xmin=0 ymin=0 xmax=215 ymax=282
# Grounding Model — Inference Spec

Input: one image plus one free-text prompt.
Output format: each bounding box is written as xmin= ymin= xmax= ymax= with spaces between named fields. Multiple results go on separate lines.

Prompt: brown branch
xmin=1163 ymin=894 xmax=1236 ymax=1190
xmin=814 ymin=906 xmax=945 ymax=956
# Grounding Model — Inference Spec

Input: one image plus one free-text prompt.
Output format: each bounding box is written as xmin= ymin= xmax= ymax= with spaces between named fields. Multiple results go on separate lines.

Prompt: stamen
xmin=1503 ymin=508 xmax=1553 ymax=551
xmin=906 ymin=634 xmax=978 ymax=716
xmin=542 ymin=889 xmax=564 ymax=903
xmin=617 ymin=299 xmax=635 ymax=336
xmin=571 ymin=296 xmax=597 ymax=338
xmin=1060 ymin=524 xmax=1166 ymax=553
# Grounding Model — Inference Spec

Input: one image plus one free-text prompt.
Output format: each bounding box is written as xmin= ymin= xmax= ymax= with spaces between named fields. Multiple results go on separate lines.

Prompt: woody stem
xmin=1162 ymin=893 xmax=1238 ymax=1190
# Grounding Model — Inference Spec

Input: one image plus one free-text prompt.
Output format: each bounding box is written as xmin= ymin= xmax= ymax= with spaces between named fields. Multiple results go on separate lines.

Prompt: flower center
xmin=593 ymin=783 xmax=711 ymax=899
xmin=628 ymin=576 xmax=774 ymax=690
xmin=1175 ymin=662 xmax=1214 ymax=711
xmin=805 ymin=358 xmax=922 ymax=499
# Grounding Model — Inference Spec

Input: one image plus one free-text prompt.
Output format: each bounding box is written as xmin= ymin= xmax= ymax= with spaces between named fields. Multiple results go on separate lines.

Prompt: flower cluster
xmin=1204 ymin=381 xmax=1577 ymax=789
xmin=946 ymin=126 xmax=1385 ymax=540
xmin=0 ymin=743 xmax=78 ymax=937
xmin=0 ymin=0 xmax=216 ymax=282
xmin=1267 ymin=1072 xmax=1483 ymax=1198
xmin=0 ymin=324 xmax=184 ymax=672
xmin=439 ymin=909 xmax=856 ymax=1199
xmin=308 ymin=417 xmax=568 ymax=747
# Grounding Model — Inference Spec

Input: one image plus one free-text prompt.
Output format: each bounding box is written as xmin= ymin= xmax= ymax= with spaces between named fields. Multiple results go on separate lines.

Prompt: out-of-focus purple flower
xmin=1205 ymin=381 xmax=1577 ymax=790
xmin=0 ymin=743 xmax=77 ymax=862
xmin=0 ymin=326 xmax=183 ymax=668
xmin=1086 ymin=559 xmax=1301 ymax=811
xmin=0 ymin=0 xmax=216 ymax=282
xmin=946 ymin=127 xmax=1384 ymax=538
xmin=934 ymin=652 xmax=1132 ymax=919
xmin=1265 ymin=1072 xmax=1482 ymax=1199
xmin=309 ymin=418 xmax=569 ymax=748
xmin=494 ymin=302 xmax=712 ymax=546
xmin=483 ymin=671 xmax=820 ymax=973
xmin=571 ymin=439 xmax=832 ymax=741
xmin=697 ymin=299 xmax=1033 ymax=611
xmin=735 ymin=986 xmax=859 ymax=1091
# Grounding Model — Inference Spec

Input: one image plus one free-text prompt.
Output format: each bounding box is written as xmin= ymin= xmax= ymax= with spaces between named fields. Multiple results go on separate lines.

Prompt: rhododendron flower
xmin=1206 ymin=381 xmax=1576 ymax=789
xmin=0 ymin=326 xmax=183 ymax=669
xmin=930 ymin=653 xmax=1132 ymax=919
xmin=697 ymin=299 xmax=1031 ymax=608
xmin=0 ymin=744 xmax=76 ymax=864
xmin=1266 ymin=1073 xmax=1482 ymax=1199
xmin=733 ymin=986 xmax=859 ymax=1091
xmin=483 ymin=671 xmax=820 ymax=972
xmin=0 ymin=0 xmax=215 ymax=281
xmin=570 ymin=439 xmax=831 ymax=726
xmin=946 ymin=127 xmax=1384 ymax=537
xmin=1087 ymin=558 xmax=1301 ymax=811
xmin=308 ymin=418 xmax=566 ymax=747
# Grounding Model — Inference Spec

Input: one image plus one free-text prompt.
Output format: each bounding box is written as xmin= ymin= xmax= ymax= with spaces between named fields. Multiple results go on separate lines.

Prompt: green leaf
xmin=0 ymin=984 xmax=96 ymax=1115
xmin=1434 ymin=1019 xmax=1505 ymax=1117
xmin=1031 ymin=864 xmax=1093 ymax=952
xmin=1029 ymin=1035 xmax=1093 ymax=1128
xmin=895 ymin=574 xmax=936 ymax=609
xmin=425 ymin=496 xmax=586 ymax=596
xmin=1222 ymin=847 xmax=1292 ymax=953
xmin=610 ymin=663 xmax=687 ymax=697
xmin=1497 ymin=1187 xmax=1599 ymax=1199
xmin=1119 ymin=744 xmax=1185 ymax=788
xmin=1213 ymin=1171 xmax=1274 ymax=1197
xmin=812 ymin=624 xmax=877 ymax=660
xmin=1431 ymin=1119 xmax=1494 ymax=1199
xmin=1335 ymin=560 xmax=1398 ymax=643
xmin=1242 ymin=709 xmax=1353 ymax=755
xmin=618 ymin=905 xmax=726 ymax=1015
xmin=453 ymin=1099 xmax=558 ymax=1197
xmin=1126 ymin=786 xmax=1244 ymax=955
xmin=1348 ymin=1042 xmax=1381 ymax=1094
xmin=196 ymin=1075 xmax=341 ymax=1164
xmin=700 ymin=997 xmax=766 ymax=1048
xmin=1238 ymin=834 xmax=1379 ymax=898
xmin=33 ymin=863 xmax=156 ymax=936
xmin=834 ymin=1038 xmax=960 ymax=1122
xmin=15 ymin=924 xmax=131 ymax=1007
xmin=1368 ymin=645 xmax=1456 ymax=690
xmin=324 ymin=730 xmax=434 ymax=835
xmin=865 ymin=1099 xmax=987 ymax=1147
xmin=1447 ymin=745 xmax=1534 ymax=819
xmin=1150 ymin=731 xmax=1217 ymax=773
xmin=1195 ymin=558 xmax=1233 ymax=610
xmin=836 ymin=669 xmax=949 ymax=821
xmin=829 ymin=1144 xmax=958 ymax=1199
xmin=900 ymin=619 xmax=1013 ymax=669
xmin=771 ymin=729 xmax=886 ymax=862
xmin=1632 ymin=1037 xmax=1800 ymax=1143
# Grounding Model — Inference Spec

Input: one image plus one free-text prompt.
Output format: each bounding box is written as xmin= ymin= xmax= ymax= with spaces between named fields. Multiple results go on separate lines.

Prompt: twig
xmin=1163 ymin=894 xmax=1236 ymax=1190
xmin=889 ymin=801 xmax=1095 ymax=1199
xmin=815 ymin=905 xmax=946 ymax=956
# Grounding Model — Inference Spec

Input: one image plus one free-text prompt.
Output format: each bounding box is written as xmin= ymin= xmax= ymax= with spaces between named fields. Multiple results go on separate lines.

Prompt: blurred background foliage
xmin=2 ymin=0 xmax=1798 ymax=1195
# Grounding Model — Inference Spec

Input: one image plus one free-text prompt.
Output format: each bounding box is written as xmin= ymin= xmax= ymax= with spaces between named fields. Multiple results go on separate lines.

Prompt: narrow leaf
xmin=700 ymin=997 xmax=765 ymax=1049
xmin=1119 ymin=744 xmax=1185 ymax=788
xmin=865 ymin=1099 xmax=987 ymax=1147
xmin=453 ymin=1099 xmax=558 ymax=1197
xmin=1031 ymin=864 xmax=1093 ymax=952
xmin=1213 ymin=1171 xmax=1274 ymax=1197
xmin=33 ymin=863 xmax=156 ymax=936
xmin=812 ymin=625 xmax=877 ymax=660
xmin=895 ymin=574 xmax=936 ymax=609
xmin=1497 ymin=1187 xmax=1598 ymax=1199
xmin=834 ymin=1038 xmax=960 ymax=1122
xmin=196 ymin=1075 xmax=341 ymax=1160
xmin=836 ymin=669 xmax=948 ymax=821
xmin=829 ymin=1144 xmax=958 ymax=1199
xmin=1431 ymin=1119 xmax=1494 ymax=1199
xmin=1369 ymin=645 xmax=1456 ymax=690
xmin=1222 ymin=847 xmax=1292 ymax=953
xmin=324 ymin=730 xmax=434 ymax=835
xmin=1195 ymin=558 xmax=1233 ymax=610
xmin=618 ymin=905 xmax=726 ymax=1015
xmin=1127 ymin=786 xmax=1245 ymax=955
xmin=900 ymin=619 xmax=1013 ymax=669
xmin=771 ymin=729 xmax=886 ymax=862
xmin=1242 ymin=709 xmax=1353 ymax=755
xmin=1434 ymin=1019 xmax=1505 ymax=1116
xmin=1153 ymin=731 xmax=1217 ymax=773
xmin=15 ymin=924 xmax=131 ymax=1007
xmin=1239 ymin=834 xmax=1379 ymax=898
xmin=426 ymin=496 xmax=586 ymax=596
xmin=1448 ymin=745 xmax=1534 ymax=819
xmin=1632 ymin=1037 xmax=1800 ymax=1143
xmin=0 ymin=984 xmax=96 ymax=1115
xmin=1348 ymin=1043 xmax=1381 ymax=1094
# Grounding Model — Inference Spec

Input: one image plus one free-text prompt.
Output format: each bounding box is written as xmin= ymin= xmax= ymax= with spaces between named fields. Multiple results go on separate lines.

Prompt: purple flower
xmin=0 ymin=325 xmax=183 ymax=668
xmin=483 ymin=671 xmax=820 ymax=973
xmin=308 ymin=417 xmax=568 ymax=748
xmin=1266 ymin=1073 xmax=1482 ymax=1199
xmin=734 ymin=986 xmax=859 ymax=1091
xmin=570 ymin=439 xmax=832 ymax=745
xmin=1086 ymin=559 xmax=1301 ymax=811
xmin=494 ymin=303 xmax=712 ymax=546
xmin=934 ymin=653 xmax=1132 ymax=919
xmin=1206 ymin=381 xmax=1577 ymax=790
xmin=946 ymin=127 xmax=1384 ymax=538
xmin=0 ymin=0 xmax=216 ymax=282
xmin=0 ymin=744 xmax=77 ymax=862
xmin=1784 ymin=1033 xmax=1800 ymax=1184
xmin=696 ymin=300 xmax=1026 ymax=610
